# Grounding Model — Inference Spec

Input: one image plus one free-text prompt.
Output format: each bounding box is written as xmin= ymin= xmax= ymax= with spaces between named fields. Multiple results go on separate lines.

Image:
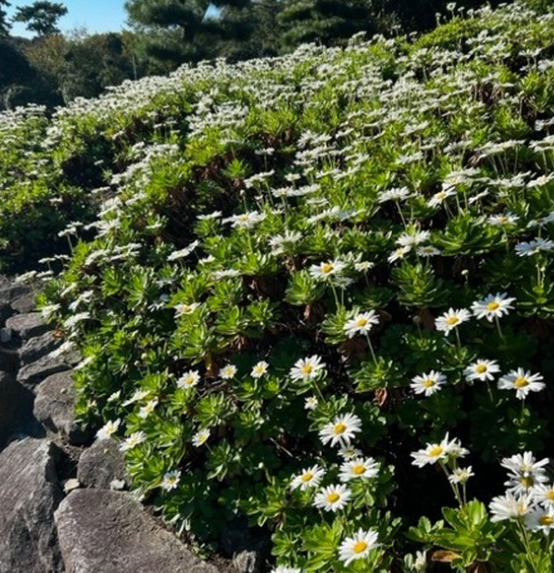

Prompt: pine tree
xmin=279 ymin=0 xmax=379 ymax=49
xmin=0 ymin=0 xmax=11 ymax=37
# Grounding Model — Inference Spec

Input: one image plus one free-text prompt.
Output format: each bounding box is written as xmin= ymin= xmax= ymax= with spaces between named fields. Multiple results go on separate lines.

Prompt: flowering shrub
xmin=19 ymin=1 xmax=554 ymax=571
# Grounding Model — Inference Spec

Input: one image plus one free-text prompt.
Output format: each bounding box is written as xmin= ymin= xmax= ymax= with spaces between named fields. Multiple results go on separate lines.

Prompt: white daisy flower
xmin=525 ymin=506 xmax=554 ymax=534
xmin=354 ymin=261 xmax=374 ymax=272
xmin=220 ymin=364 xmax=238 ymax=379
xmin=377 ymin=186 xmax=413 ymax=203
xmin=338 ymin=457 xmax=379 ymax=481
xmin=122 ymin=389 xmax=150 ymax=407
xmin=290 ymin=465 xmax=326 ymax=491
xmin=435 ymin=308 xmax=471 ymax=335
xmin=416 ymin=245 xmax=441 ymax=257
xmin=497 ymin=368 xmax=545 ymax=399
xmin=224 ymin=211 xmax=266 ymax=229
xmin=96 ymin=419 xmax=121 ymax=440
xmin=515 ymin=237 xmax=554 ymax=256
xmin=160 ymin=469 xmax=181 ymax=491
xmin=489 ymin=492 xmax=532 ymax=522
xmin=337 ymin=528 xmax=379 ymax=566
xmin=410 ymin=433 xmax=462 ymax=468
xmin=487 ymin=213 xmax=519 ymax=226
xmin=410 ymin=370 xmax=447 ymax=397
xmin=471 ymin=293 xmax=515 ymax=322
xmin=176 ymin=369 xmax=200 ymax=389
xmin=344 ymin=311 xmax=379 ymax=338
xmin=427 ymin=188 xmax=456 ymax=208
xmin=304 ymin=396 xmax=319 ymax=410
xmin=251 ymin=361 xmax=269 ymax=378
xmin=531 ymin=483 xmax=554 ymax=507
xmin=387 ymin=245 xmax=411 ymax=263
xmin=308 ymin=259 xmax=346 ymax=280
xmin=192 ymin=429 xmax=210 ymax=447
xmin=463 ymin=359 xmax=500 ymax=382
xmin=396 ymin=230 xmax=430 ymax=247
xmin=119 ymin=431 xmax=146 ymax=452
xmin=319 ymin=413 xmax=362 ymax=447
xmin=174 ymin=302 xmax=200 ymax=316
xmin=338 ymin=446 xmax=363 ymax=460
xmin=501 ymin=452 xmax=549 ymax=481
xmin=313 ymin=484 xmax=351 ymax=512
xmin=289 ymin=355 xmax=326 ymax=382
xmin=448 ymin=466 xmax=474 ymax=484
xmin=138 ymin=399 xmax=158 ymax=419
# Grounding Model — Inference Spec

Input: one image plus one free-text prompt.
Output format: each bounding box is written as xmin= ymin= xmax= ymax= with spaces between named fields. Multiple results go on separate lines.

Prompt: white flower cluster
xmin=489 ymin=452 xmax=554 ymax=535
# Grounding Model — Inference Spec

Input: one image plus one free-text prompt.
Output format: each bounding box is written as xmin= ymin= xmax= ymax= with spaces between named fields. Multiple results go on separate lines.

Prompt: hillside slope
xmin=3 ymin=2 xmax=554 ymax=571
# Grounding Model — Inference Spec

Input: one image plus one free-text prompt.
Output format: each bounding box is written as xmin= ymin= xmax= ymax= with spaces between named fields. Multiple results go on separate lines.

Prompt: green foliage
xmin=4 ymin=2 xmax=554 ymax=571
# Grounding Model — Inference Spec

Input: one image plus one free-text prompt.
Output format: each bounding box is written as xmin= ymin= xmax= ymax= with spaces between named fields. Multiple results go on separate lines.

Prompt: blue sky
xmin=7 ymin=0 xmax=128 ymax=37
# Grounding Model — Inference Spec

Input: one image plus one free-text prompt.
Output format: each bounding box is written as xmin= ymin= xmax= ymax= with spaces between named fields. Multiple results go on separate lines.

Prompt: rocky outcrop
xmin=0 ymin=438 xmax=64 ymax=573
xmin=56 ymin=489 xmax=219 ymax=573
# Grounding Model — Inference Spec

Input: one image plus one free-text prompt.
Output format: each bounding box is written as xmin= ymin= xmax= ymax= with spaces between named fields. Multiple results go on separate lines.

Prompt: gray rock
xmin=34 ymin=371 xmax=90 ymax=445
xmin=55 ymin=489 xmax=219 ymax=573
xmin=17 ymin=354 xmax=69 ymax=387
xmin=0 ymin=282 xmax=31 ymax=305
xmin=19 ymin=331 xmax=61 ymax=366
xmin=0 ymin=327 xmax=12 ymax=343
xmin=77 ymin=438 xmax=130 ymax=489
xmin=11 ymin=290 xmax=37 ymax=314
xmin=5 ymin=312 xmax=49 ymax=341
xmin=0 ymin=438 xmax=64 ymax=573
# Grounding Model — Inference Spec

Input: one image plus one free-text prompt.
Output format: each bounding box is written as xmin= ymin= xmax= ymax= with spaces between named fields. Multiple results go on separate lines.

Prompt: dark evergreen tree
xmin=13 ymin=1 xmax=68 ymax=36
xmin=0 ymin=0 xmax=10 ymax=37
xmin=124 ymin=0 xmax=261 ymax=68
xmin=278 ymin=0 xmax=381 ymax=49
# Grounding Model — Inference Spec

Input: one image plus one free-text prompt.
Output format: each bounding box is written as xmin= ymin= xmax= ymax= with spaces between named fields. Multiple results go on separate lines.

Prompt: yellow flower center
xmin=486 ymin=301 xmax=500 ymax=311
xmin=521 ymin=476 xmax=534 ymax=488
xmin=327 ymin=492 xmax=340 ymax=503
xmin=356 ymin=318 xmax=368 ymax=327
xmin=539 ymin=516 xmax=553 ymax=526
xmin=546 ymin=490 xmax=554 ymax=501
xmin=446 ymin=316 xmax=460 ymax=326
xmin=353 ymin=541 xmax=368 ymax=554
xmin=301 ymin=364 xmax=313 ymax=375
xmin=422 ymin=378 xmax=435 ymax=388
xmin=300 ymin=472 xmax=313 ymax=482
xmin=321 ymin=263 xmax=334 ymax=274
xmin=476 ymin=364 xmax=487 ymax=374
xmin=334 ymin=423 xmax=347 ymax=435
xmin=352 ymin=464 xmax=366 ymax=475
xmin=429 ymin=446 xmax=444 ymax=458
xmin=514 ymin=377 xmax=529 ymax=388
xmin=497 ymin=216 xmax=508 ymax=223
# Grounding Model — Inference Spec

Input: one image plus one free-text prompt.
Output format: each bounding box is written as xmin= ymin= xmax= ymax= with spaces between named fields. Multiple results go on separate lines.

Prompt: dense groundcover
xmin=3 ymin=2 xmax=554 ymax=571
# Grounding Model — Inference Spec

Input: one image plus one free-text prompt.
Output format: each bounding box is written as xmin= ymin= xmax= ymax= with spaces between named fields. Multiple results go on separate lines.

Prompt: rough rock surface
xmin=77 ymin=437 xmax=130 ymax=489
xmin=34 ymin=371 xmax=89 ymax=445
xmin=17 ymin=354 xmax=69 ymax=387
xmin=5 ymin=312 xmax=49 ymax=341
xmin=0 ymin=372 xmax=38 ymax=447
xmin=19 ymin=331 xmax=61 ymax=366
xmin=0 ymin=438 xmax=64 ymax=573
xmin=55 ymin=489 xmax=219 ymax=573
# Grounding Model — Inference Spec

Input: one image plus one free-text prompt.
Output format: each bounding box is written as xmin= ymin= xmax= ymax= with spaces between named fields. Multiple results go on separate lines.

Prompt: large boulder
xmin=5 ymin=312 xmax=49 ymax=341
xmin=0 ymin=438 xmax=64 ymax=573
xmin=34 ymin=371 xmax=90 ymax=445
xmin=55 ymin=489 xmax=220 ymax=573
xmin=77 ymin=437 xmax=129 ymax=489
